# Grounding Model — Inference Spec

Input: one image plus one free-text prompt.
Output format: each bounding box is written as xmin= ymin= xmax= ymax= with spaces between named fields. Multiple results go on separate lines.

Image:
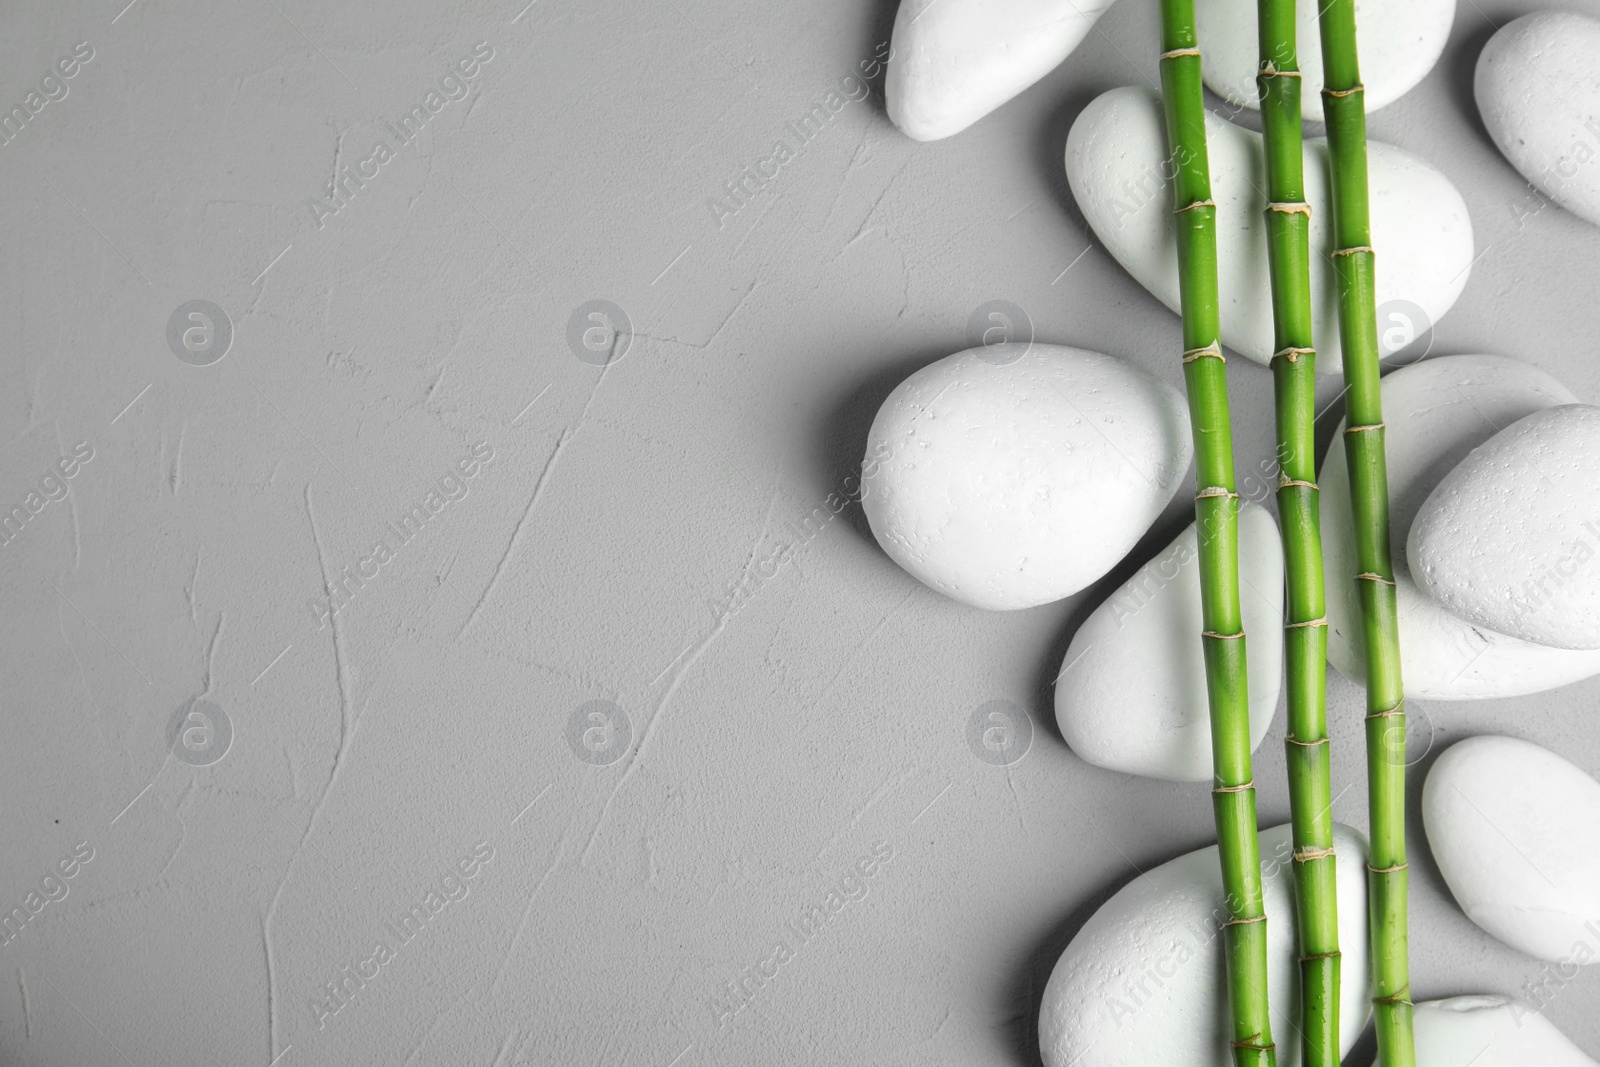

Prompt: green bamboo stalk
xmin=1158 ymin=4 xmax=1276 ymax=1064
xmin=1313 ymin=3 xmax=1415 ymax=1066
xmin=1255 ymin=3 xmax=1340 ymax=1066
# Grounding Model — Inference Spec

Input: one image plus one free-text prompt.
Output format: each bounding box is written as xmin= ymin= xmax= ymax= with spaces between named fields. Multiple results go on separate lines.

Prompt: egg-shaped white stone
xmin=861 ymin=343 xmax=1191 ymax=610
xmin=1040 ymin=823 xmax=1370 ymax=1067
xmin=1320 ymin=355 xmax=1600 ymax=699
xmin=1065 ymin=87 xmax=1474 ymax=371
xmin=1476 ymin=11 xmax=1600 ymax=228
xmin=885 ymin=0 xmax=1114 ymax=141
xmin=1057 ymin=502 xmax=1282 ymax=781
xmin=1423 ymin=735 xmax=1600 ymax=963
xmin=1409 ymin=405 xmax=1600 ymax=651
xmin=1195 ymin=0 xmax=1454 ymax=122
xmin=1408 ymin=996 xmax=1599 ymax=1067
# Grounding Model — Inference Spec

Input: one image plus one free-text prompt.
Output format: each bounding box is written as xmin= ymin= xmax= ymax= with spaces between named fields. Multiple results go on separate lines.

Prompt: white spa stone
xmin=861 ymin=343 xmax=1191 ymax=610
xmin=1320 ymin=355 xmax=1600 ymax=699
xmin=885 ymin=0 xmax=1115 ymax=141
xmin=1409 ymin=405 xmax=1600 ymax=651
xmin=1423 ymin=735 xmax=1600 ymax=964
xmin=1057 ymin=503 xmax=1282 ymax=781
xmin=1476 ymin=11 xmax=1600 ymax=228
xmin=1196 ymin=0 xmax=1453 ymax=122
xmin=1065 ymin=87 xmax=1474 ymax=371
xmin=1040 ymin=822 xmax=1370 ymax=1067
xmin=1409 ymin=996 xmax=1599 ymax=1067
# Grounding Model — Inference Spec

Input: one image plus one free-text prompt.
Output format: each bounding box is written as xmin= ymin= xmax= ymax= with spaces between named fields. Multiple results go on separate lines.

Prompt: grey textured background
xmin=2 ymin=0 xmax=1596 ymax=1064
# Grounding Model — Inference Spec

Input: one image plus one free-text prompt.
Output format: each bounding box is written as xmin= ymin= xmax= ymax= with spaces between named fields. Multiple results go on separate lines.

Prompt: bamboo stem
xmin=1158 ymin=4 xmax=1276 ymax=1064
xmin=1256 ymin=2 xmax=1340 ymax=1065
xmin=1313 ymin=3 xmax=1415 ymax=1065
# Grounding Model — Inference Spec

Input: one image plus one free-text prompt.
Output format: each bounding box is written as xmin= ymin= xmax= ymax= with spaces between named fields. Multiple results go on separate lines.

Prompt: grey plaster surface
xmin=1 ymin=0 xmax=1596 ymax=1064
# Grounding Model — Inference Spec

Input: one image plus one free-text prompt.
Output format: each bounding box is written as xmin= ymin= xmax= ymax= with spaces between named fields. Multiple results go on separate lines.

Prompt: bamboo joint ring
xmin=1195 ymin=486 xmax=1237 ymax=500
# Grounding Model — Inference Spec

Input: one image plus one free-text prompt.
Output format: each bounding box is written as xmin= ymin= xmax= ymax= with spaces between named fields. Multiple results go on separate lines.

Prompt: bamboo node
xmin=1222 ymin=914 xmax=1266 ymax=926
xmin=1332 ymin=245 xmax=1375 ymax=257
xmin=1354 ymin=571 xmax=1397 ymax=586
xmin=1232 ymin=1039 xmax=1276 ymax=1052
xmin=1182 ymin=341 xmax=1225 ymax=364
xmin=1267 ymin=201 xmax=1311 ymax=216
xmin=1202 ymin=630 xmax=1245 ymax=640
xmin=1324 ymin=83 xmax=1366 ymax=98
xmin=1285 ymin=735 xmax=1329 ymax=747
xmin=1277 ymin=478 xmax=1318 ymax=491
xmin=1161 ymin=47 xmax=1202 ymax=60
xmin=1366 ymin=701 xmax=1405 ymax=720
xmin=1294 ymin=847 xmax=1336 ymax=862
xmin=1301 ymin=950 xmax=1343 ymax=961
xmin=1272 ymin=346 xmax=1315 ymax=363
xmin=1285 ymin=618 xmax=1328 ymax=632
xmin=1345 ymin=421 xmax=1385 ymax=434
xmin=1174 ymin=198 xmax=1216 ymax=214
xmin=1258 ymin=62 xmax=1301 ymax=79
xmin=1194 ymin=486 xmax=1237 ymax=500
xmin=1213 ymin=780 xmax=1254 ymax=794
xmin=1368 ymin=862 xmax=1409 ymax=874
